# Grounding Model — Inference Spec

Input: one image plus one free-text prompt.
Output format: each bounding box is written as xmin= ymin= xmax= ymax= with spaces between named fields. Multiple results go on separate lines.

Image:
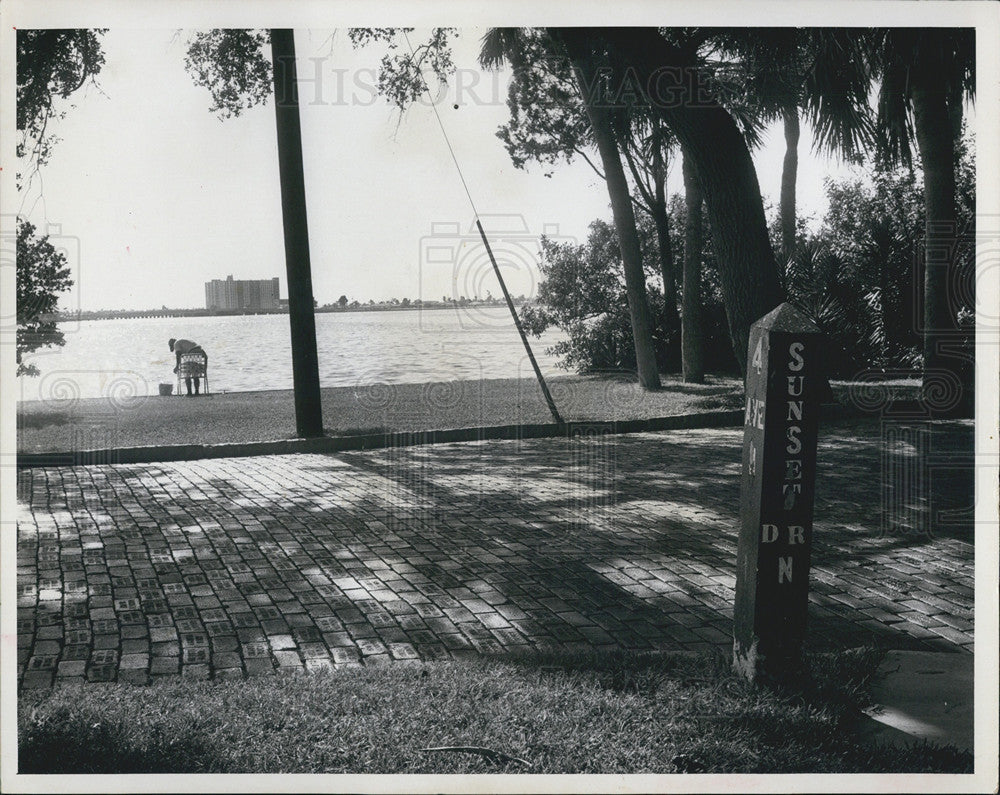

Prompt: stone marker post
xmin=733 ymin=303 xmax=827 ymax=681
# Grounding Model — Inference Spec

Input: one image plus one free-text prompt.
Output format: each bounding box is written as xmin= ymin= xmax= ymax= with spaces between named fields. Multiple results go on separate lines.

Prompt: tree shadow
xmin=19 ymin=713 xmax=219 ymax=773
xmin=15 ymin=417 xmax=972 ymax=693
xmin=17 ymin=410 xmax=70 ymax=430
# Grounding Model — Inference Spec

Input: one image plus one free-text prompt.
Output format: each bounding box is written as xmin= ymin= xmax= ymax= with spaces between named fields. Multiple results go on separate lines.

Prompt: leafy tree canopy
xmin=184 ymin=30 xmax=272 ymax=118
xmin=16 ymin=219 xmax=74 ymax=376
xmin=17 ymin=29 xmax=106 ymax=172
xmin=348 ymin=28 xmax=458 ymax=109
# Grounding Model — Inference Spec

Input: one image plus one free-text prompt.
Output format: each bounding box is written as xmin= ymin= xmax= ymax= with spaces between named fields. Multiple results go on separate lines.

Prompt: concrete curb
xmin=14 ymin=403 xmax=896 ymax=468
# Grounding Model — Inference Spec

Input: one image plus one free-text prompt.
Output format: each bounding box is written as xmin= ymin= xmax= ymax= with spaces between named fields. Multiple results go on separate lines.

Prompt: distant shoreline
xmin=47 ymin=301 xmax=533 ymax=323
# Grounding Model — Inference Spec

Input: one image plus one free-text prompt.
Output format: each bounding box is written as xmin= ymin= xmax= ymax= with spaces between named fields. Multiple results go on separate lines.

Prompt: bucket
xmin=158 ymin=383 xmax=174 ymax=396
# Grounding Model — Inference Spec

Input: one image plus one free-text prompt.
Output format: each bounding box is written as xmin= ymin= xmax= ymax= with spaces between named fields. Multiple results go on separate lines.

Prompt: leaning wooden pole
xmin=476 ymin=219 xmax=563 ymax=426
xmin=270 ymin=29 xmax=323 ymax=438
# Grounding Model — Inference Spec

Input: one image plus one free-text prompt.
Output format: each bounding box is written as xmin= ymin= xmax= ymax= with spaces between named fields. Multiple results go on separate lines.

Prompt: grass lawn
xmin=16 ymin=373 xmax=747 ymax=452
xmin=16 ymin=372 xmax=924 ymax=453
xmin=18 ymin=648 xmax=971 ymax=775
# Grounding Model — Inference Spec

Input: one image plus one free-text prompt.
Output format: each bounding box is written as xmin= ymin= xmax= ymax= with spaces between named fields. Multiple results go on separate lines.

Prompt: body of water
xmin=18 ymin=307 xmax=570 ymax=402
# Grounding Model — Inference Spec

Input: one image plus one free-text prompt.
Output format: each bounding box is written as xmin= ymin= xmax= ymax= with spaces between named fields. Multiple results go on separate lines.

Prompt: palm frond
xmin=479 ymin=28 xmax=531 ymax=70
xmin=801 ymin=29 xmax=876 ymax=163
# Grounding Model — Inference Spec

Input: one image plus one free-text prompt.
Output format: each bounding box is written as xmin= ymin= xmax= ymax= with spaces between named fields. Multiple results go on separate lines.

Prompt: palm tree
xmin=566 ymin=27 xmax=785 ymax=375
xmin=563 ymin=43 xmax=662 ymax=389
xmin=680 ymin=149 xmax=705 ymax=383
xmin=482 ymin=28 xmax=662 ymax=389
xmin=712 ymin=29 xmax=874 ymax=271
xmin=186 ymin=29 xmax=324 ymax=436
xmin=619 ymin=119 xmax=682 ymax=369
xmin=874 ymin=28 xmax=975 ymax=413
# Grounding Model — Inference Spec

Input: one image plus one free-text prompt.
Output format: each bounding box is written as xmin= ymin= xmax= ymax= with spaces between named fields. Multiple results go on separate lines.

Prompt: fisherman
xmin=168 ymin=337 xmax=207 ymax=396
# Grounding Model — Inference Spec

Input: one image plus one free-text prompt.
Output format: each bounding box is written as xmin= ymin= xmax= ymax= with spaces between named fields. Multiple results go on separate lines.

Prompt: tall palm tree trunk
xmin=652 ymin=140 xmax=681 ymax=371
xmin=669 ymin=105 xmax=785 ymax=374
xmin=567 ymin=55 xmax=661 ymax=389
xmin=271 ymin=29 xmax=323 ymax=437
xmin=652 ymin=199 xmax=680 ymax=370
xmin=681 ymin=150 xmax=705 ymax=383
xmin=780 ymin=105 xmax=800 ymax=273
xmin=912 ymin=74 xmax=970 ymax=413
xmin=589 ymin=27 xmax=784 ymax=374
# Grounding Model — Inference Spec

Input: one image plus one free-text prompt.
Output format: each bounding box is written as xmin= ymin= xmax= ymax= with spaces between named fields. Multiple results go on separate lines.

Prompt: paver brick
xmin=150 ymin=657 xmax=179 ymax=675
xmin=388 ymin=642 xmax=418 ymax=660
xmin=182 ymin=647 xmax=209 ymax=664
xmin=331 ymin=646 xmax=360 ymax=664
xmin=274 ymin=650 xmax=302 ymax=667
xmin=120 ymin=653 xmax=149 ymax=670
xmin=478 ymin=613 xmax=512 ymax=630
xmin=32 ymin=640 xmax=61 ymax=656
xmin=22 ymin=671 xmax=54 ymax=689
xmin=16 ymin=419 xmax=973 ymax=690
xmin=213 ymin=652 xmax=243 ymax=669
xmin=182 ymin=664 xmax=210 ymax=680
xmin=122 ymin=638 xmax=150 ymax=654
xmin=268 ymin=634 xmax=296 ymax=651
xmin=356 ymin=639 xmax=387 ymax=657
xmin=150 ymin=627 xmax=178 ymax=643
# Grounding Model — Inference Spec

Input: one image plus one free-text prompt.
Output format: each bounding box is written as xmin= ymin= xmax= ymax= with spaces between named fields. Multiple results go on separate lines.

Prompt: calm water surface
xmin=18 ymin=307 xmax=569 ymax=402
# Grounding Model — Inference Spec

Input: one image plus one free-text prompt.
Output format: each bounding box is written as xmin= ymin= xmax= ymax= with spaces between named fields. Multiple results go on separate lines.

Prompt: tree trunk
xmin=652 ymin=139 xmax=681 ymax=372
xmin=271 ymin=29 xmax=324 ymax=437
xmin=681 ymin=150 xmax=705 ymax=383
xmin=667 ymin=104 xmax=785 ymax=375
xmin=911 ymin=66 xmax=971 ymax=415
xmin=567 ymin=53 xmax=661 ymax=390
xmin=652 ymin=199 xmax=681 ymax=370
xmin=780 ymin=105 xmax=800 ymax=273
xmin=574 ymin=28 xmax=785 ymax=375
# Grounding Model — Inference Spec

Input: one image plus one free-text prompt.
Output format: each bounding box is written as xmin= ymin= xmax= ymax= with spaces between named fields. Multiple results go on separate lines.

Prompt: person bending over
xmin=169 ymin=337 xmax=207 ymax=396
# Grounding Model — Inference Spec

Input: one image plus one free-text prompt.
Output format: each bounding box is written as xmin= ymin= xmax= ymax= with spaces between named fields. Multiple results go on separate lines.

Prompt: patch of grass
xmin=18 ymin=648 xmax=972 ymax=775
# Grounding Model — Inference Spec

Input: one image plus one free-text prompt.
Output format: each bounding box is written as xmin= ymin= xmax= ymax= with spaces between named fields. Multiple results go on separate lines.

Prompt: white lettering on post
xmin=778 ymin=556 xmax=793 ymax=583
xmin=782 ymin=483 xmax=802 ymax=509
xmin=761 ymin=524 xmax=779 ymax=543
xmin=788 ymin=526 xmax=805 ymax=545
xmin=788 ymin=342 xmax=804 ymax=371
xmin=745 ymin=396 xmax=765 ymax=429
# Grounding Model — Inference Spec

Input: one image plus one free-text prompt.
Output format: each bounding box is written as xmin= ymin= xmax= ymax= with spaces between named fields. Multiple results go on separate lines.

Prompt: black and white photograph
xmin=2 ymin=0 xmax=997 ymax=791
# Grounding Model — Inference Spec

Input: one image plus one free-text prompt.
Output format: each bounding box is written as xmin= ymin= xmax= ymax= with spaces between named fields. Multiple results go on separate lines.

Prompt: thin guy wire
xmin=402 ymin=30 xmax=480 ymax=220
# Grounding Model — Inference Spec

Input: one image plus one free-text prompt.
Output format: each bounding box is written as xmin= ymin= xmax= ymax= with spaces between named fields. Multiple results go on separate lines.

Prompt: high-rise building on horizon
xmin=205 ymin=275 xmax=280 ymax=311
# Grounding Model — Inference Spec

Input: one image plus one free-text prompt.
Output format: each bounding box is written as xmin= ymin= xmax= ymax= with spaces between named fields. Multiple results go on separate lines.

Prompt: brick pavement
xmin=15 ymin=418 xmax=974 ymax=689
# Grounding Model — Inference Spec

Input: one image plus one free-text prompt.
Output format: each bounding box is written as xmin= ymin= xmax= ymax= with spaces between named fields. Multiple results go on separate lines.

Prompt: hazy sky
xmin=17 ymin=27 xmax=878 ymax=311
